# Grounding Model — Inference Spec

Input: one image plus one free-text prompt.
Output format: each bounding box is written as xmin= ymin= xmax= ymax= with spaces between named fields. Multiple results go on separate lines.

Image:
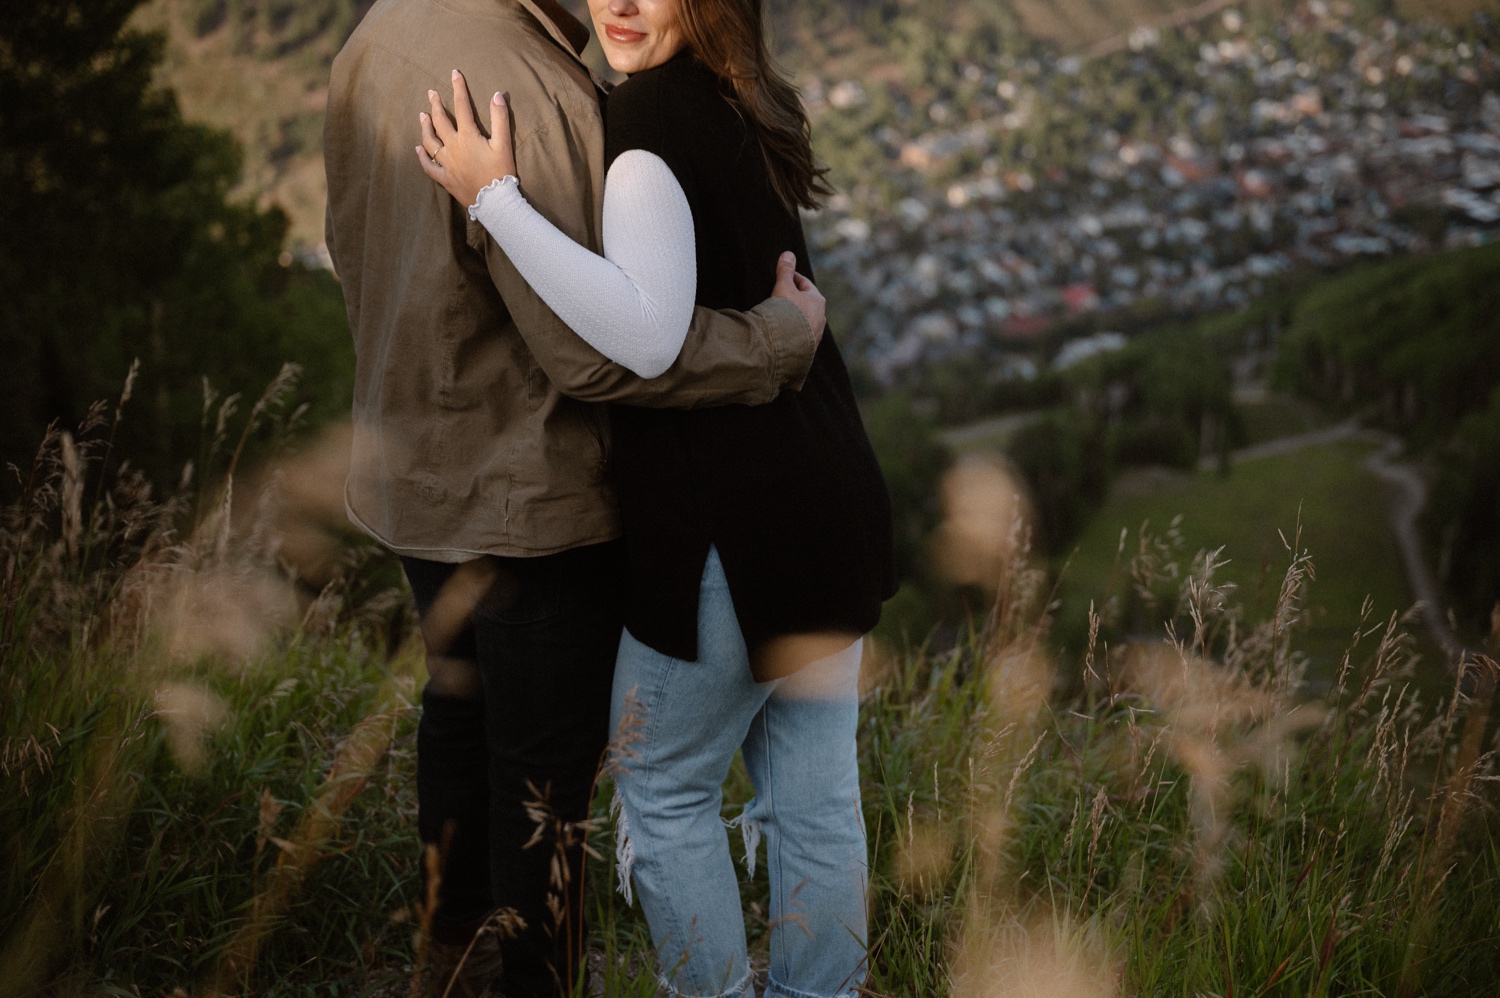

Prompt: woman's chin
xmin=606 ymin=52 xmax=655 ymax=74
xmin=600 ymin=43 xmax=680 ymax=75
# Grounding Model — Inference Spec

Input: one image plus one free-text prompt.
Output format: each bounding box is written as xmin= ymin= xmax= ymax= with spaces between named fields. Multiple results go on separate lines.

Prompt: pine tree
xmin=0 ymin=0 xmax=350 ymax=480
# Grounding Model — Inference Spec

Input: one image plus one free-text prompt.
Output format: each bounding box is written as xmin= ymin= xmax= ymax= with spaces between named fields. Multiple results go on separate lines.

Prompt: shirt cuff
xmin=468 ymin=175 xmax=521 ymax=221
xmin=751 ymin=296 xmax=817 ymax=392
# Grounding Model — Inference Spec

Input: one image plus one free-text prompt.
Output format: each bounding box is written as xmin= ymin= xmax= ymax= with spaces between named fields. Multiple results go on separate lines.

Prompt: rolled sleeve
xmin=755 ymin=296 xmax=816 ymax=394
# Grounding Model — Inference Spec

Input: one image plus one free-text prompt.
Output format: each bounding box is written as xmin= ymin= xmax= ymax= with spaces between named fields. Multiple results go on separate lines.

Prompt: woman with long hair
xmin=416 ymin=0 xmax=895 ymax=991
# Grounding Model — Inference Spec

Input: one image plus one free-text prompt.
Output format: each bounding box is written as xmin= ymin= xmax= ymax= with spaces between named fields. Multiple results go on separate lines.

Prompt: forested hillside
xmin=1276 ymin=242 xmax=1500 ymax=631
xmin=130 ymin=0 xmax=1266 ymax=244
xmin=135 ymin=0 xmax=1500 ymax=246
xmin=133 ymin=0 xmax=361 ymax=246
xmin=0 ymin=1 xmax=352 ymax=480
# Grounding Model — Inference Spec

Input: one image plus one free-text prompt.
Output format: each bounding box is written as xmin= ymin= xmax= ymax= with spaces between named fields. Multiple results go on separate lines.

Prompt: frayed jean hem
xmin=659 ymin=968 xmax=753 ymax=998
xmin=764 ymin=975 xmax=863 ymax=998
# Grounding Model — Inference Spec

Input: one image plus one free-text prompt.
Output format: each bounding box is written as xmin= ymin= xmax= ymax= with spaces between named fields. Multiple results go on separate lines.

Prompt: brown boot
xmin=424 ymin=931 xmax=504 ymax=998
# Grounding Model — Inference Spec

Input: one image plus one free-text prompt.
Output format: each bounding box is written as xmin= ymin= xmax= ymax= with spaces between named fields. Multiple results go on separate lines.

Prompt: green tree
xmin=0 ymin=0 xmax=351 ymax=481
xmin=1423 ymin=390 xmax=1500 ymax=634
xmin=1062 ymin=324 xmax=1239 ymax=472
xmin=1008 ymin=408 xmax=1109 ymax=555
xmin=862 ymin=393 xmax=952 ymax=581
xmin=1275 ymin=243 xmax=1500 ymax=442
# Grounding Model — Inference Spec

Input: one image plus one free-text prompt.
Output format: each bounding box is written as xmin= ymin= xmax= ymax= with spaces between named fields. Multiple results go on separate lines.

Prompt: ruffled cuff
xmin=467 ymin=175 xmax=520 ymax=220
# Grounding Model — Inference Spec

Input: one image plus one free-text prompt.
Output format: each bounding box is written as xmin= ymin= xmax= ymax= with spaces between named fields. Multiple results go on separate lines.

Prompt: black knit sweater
xmin=604 ymin=51 xmax=896 ymax=662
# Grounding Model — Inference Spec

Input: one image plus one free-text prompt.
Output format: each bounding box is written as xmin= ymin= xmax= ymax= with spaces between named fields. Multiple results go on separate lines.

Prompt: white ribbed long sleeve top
xmin=468 ymin=148 xmax=696 ymax=379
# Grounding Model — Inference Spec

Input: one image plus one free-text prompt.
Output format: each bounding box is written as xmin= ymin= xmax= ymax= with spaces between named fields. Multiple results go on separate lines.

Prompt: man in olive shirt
xmin=324 ymin=0 xmax=823 ymax=993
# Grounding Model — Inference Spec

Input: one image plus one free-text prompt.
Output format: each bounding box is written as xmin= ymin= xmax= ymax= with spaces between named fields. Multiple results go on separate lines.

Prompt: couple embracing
xmin=324 ymin=0 xmax=895 ymax=993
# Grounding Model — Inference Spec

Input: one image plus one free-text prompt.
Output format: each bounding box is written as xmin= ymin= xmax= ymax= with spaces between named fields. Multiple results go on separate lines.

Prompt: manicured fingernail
xmin=451 ymin=69 xmax=459 ymax=78
xmin=419 ymin=112 xmax=427 ymax=121
xmin=428 ymin=90 xmax=436 ymax=98
xmin=494 ymin=92 xmax=503 ymax=105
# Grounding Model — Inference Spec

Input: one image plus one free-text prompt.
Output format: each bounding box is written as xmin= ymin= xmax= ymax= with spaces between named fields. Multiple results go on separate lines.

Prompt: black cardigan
xmin=605 ymin=52 xmax=896 ymax=661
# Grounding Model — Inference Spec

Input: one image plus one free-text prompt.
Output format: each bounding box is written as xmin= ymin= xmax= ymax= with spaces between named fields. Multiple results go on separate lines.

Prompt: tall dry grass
xmin=1 ymin=383 xmax=1497 ymax=995
xmin=851 ymin=458 xmax=1499 ymax=995
xmin=1 ymin=367 xmax=418 ymax=997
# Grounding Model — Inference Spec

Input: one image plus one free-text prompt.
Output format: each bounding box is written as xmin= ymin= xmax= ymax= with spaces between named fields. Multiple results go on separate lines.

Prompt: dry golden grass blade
xmin=895 ymin=819 xmax=953 ymax=899
xmin=986 ymin=646 xmax=1055 ymax=731
xmin=952 ymin=909 xmax=1120 ymax=998
xmin=1397 ymin=608 xmax=1500 ymax=995
xmin=1112 ymin=640 xmax=1331 ymax=910
xmin=254 ymin=788 xmax=286 ymax=859
xmin=932 ymin=455 xmax=1033 ymax=592
xmin=419 ymin=559 xmax=497 ymax=661
xmin=0 ymin=708 xmax=146 ymax=998
xmin=158 ymin=568 xmax=299 ymax=669
xmin=58 ymin=431 xmax=84 ymax=562
xmin=153 ymin=682 xmax=230 ymax=775
xmin=243 ymin=422 xmax=355 ymax=589
xmin=200 ymin=675 xmax=409 ymax=996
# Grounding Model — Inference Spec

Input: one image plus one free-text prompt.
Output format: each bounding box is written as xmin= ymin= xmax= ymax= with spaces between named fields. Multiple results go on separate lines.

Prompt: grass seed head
xmin=933 ymin=455 xmax=1033 ymax=590
xmin=953 ymin=910 xmax=1119 ymax=998
xmin=159 ymin=567 xmax=298 ymax=667
xmin=896 ymin=819 xmax=953 ymax=898
xmin=154 ymin=681 xmax=229 ymax=774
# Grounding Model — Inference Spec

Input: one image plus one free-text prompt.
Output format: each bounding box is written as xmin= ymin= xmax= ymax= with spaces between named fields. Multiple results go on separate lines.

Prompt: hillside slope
xmin=131 ymin=0 xmax=1240 ymax=244
xmin=137 ymin=0 xmax=1499 ymax=246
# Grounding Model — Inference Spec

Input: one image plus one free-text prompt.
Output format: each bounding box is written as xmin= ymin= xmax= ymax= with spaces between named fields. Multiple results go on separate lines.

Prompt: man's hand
xmin=772 ymin=252 xmax=826 ymax=348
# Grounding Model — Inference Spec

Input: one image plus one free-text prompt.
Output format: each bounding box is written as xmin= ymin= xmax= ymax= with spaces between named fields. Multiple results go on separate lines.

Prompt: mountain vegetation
xmin=2 ymin=411 xmax=1497 ymax=994
xmin=1275 ymin=242 xmax=1500 ymax=633
xmin=1276 ymin=242 xmax=1500 ymax=445
xmin=0 ymin=0 xmax=353 ymax=483
xmin=127 ymin=0 xmax=1295 ymax=245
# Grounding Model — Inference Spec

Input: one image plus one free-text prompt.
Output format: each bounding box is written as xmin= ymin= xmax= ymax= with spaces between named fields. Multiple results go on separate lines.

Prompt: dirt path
xmin=950 ymin=406 xmax=1467 ymax=660
xmin=1203 ymin=418 xmax=1468 ymax=662
xmin=1198 ymin=417 xmax=1362 ymax=470
xmin=1361 ymin=434 xmax=1469 ymax=662
xmin=938 ymin=411 xmax=1043 ymax=452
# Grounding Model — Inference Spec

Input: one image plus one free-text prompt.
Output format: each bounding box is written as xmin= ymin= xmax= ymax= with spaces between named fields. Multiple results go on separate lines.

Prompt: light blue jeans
xmin=609 ymin=547 xmax=868 ymax=998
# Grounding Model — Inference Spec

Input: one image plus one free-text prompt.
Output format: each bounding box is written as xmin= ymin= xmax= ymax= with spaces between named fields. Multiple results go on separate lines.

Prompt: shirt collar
xmin=513 ymin=0 xmax=591 ymax=60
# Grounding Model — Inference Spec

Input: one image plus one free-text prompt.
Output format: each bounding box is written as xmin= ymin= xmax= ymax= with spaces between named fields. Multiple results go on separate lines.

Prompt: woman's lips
xmin=604 ymin=24 xmax=646 ymax=43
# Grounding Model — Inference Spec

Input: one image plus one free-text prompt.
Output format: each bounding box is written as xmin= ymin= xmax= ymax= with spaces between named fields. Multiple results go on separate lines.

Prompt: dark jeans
xmin=402 ymin=540 xmax=626 ymax=997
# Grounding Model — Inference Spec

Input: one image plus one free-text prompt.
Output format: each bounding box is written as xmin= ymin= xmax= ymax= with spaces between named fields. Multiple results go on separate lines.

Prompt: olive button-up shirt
xmin=324 ymin=0 xmax=815 ymax=561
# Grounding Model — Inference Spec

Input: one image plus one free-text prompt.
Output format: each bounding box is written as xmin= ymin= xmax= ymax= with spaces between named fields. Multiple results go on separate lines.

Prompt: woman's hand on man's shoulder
xmin=416 ymin=69 xmax=519 ymax=210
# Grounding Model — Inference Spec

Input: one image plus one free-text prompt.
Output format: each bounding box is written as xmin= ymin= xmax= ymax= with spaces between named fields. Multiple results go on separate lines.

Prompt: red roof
xmin=1061 ymin=283 xmax=1100 ymax=312
xmin=1001 ymin=315 xmax=1053 ymax=339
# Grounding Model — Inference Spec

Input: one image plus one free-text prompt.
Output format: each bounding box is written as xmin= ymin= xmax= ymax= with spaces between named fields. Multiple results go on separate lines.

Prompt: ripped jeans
xmin=608 ymin=547 xmax=868 ymax=998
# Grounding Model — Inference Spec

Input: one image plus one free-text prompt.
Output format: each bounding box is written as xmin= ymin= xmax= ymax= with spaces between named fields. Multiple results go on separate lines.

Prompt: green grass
xmin=1052 ymin=440 xmax=1437 ymax=684
xmin=4 ymin=418 xmax=1499 ymax=997
xmin=1236 ymin=397 xmax=1330 ymax=448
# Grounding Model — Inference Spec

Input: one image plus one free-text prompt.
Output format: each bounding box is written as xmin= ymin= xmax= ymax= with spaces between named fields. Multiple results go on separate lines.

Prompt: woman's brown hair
xmin=674 ymin=0 xmax=833 ymax=211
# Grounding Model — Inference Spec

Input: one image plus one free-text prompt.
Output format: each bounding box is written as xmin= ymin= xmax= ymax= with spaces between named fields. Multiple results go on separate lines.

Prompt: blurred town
xmin=798 ymin=0 xmax=1500 ymax=386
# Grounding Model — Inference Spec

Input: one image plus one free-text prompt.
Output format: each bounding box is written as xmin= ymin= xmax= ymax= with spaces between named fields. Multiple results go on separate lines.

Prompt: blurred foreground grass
xmin=3 ymin=386 xmax=1498 ymax=996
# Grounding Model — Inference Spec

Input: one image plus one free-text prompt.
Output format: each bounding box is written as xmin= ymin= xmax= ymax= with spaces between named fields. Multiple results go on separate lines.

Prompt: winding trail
xmin=948 ymin=407 xmax=1469 ymax=661
xmin=1360 ymin=434 xmax=1468 ymax=662
xmin=938 ymin=411 xmax=1043 ymax=452
xmin=1201 ymin=418 xmax=1468 ymax=662
xmin=1202 ymin=417 xmax=1361 ymax=467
